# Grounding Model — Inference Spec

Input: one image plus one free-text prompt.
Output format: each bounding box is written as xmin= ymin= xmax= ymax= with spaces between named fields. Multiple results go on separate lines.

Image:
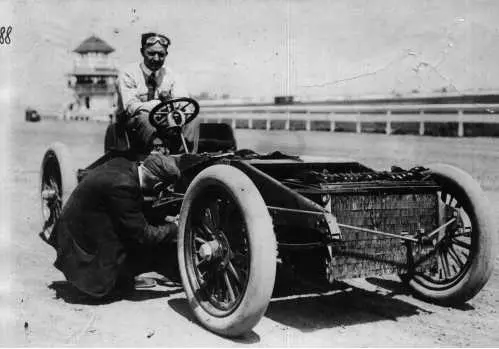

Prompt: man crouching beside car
xmin=47 ymin=152 xmax=180 ymax=299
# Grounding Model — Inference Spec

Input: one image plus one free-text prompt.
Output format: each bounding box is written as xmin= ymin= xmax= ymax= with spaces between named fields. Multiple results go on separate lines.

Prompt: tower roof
xmin=74 ymin=35 xmax=114 ymax=54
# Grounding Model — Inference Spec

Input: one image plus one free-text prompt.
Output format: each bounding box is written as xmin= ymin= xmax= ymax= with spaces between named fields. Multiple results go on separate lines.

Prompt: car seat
xmin=197 ymin=123 xmax=237 ymax=153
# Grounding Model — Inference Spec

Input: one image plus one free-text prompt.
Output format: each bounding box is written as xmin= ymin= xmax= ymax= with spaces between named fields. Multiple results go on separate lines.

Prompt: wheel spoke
xmin=447 ymin=245 xmax=464 ymax=268
xmin=440 ymin=191 xmax=449 ymax=204
xmin=440 ymin=191 xmax=447 ymax=204
xmin=196 ymin=256 xmax=208 ymax=268
xmin=440 ymin=251 xmax=451 ymax=279
xmin=227 ymin=261 xmax=242 ymax=286
xmin=200 ymin=208 xmax=213 ymax=230
xmin=202 ymin=269 xmax=217 ymax=299
xmin=232 ymin=255 xmax=249 ymax=284
xmin=210 ymin=201 xmax=222 ymax=229
xmin=211 ymin=202 xmax=221 ymax=228
xmin=456 ymin=249 xmax=469 ymax=262
xmin=223 ymin=271 xmax=236 ymax=303
xmin=195 ymin=236 xmax=208 ymax=245
xmin=454 ymin=226 xmax=472 ymax=238
xmin=201 ymin=204 xmax=220 ymax=232
xmin=198 ymin=225 xmax=215 ymax=240
xmin=452 ymin=238 xmax=471 ymax=250
xmin=436 ymin=252 xmax=445 ymax=280
xmin=194 ymin=260 xmax=209 ymax=285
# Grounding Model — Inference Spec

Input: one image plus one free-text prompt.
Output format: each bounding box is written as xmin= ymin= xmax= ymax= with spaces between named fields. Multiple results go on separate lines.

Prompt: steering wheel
xmin=149 ymin=97 xmax=200 ymax=131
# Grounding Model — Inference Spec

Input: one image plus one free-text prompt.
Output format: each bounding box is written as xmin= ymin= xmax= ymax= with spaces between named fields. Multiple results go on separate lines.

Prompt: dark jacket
xmin=49 ymin=156 xmax=169 ymax=297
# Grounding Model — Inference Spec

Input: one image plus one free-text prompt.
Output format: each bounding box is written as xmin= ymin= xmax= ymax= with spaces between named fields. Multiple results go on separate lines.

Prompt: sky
xmin=2 ymin=0 xmax=499 ymax=113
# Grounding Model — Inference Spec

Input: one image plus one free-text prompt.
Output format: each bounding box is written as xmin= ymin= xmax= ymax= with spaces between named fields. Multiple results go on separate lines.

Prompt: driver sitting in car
xmin=116 ymin=32 xmax=199 ymax=154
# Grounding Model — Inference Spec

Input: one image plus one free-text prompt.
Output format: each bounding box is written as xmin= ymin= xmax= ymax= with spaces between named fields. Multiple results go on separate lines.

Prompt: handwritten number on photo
xmin=0 ymin=26 xmax=12 ymax=45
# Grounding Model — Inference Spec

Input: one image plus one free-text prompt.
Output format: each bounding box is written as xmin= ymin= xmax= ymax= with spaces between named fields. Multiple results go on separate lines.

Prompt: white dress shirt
xmin=116 ymin=62 xmax=188 ymax=116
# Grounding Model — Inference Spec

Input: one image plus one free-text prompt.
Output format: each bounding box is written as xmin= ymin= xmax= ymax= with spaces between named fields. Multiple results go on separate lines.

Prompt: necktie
xmin=147 ymin=73 xmax=157 ymax=101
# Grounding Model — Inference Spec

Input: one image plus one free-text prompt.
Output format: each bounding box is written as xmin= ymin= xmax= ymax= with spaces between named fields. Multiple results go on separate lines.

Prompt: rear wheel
xmin=40 ymin=143 xmax=76 ymax=241
xmin=178 ymin=165 xmax=276 ymax=337
xmin=402 ymin=163 xmax=496 ymax=305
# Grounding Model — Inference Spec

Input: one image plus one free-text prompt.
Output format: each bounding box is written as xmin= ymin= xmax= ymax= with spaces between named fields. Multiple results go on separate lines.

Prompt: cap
xmin=142 ymin=153 xmax=180 ymax=183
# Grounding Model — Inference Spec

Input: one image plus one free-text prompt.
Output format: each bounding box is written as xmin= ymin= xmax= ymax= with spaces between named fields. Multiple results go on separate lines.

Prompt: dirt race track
xmin=1 ymin=120 xmax=499 ymax=347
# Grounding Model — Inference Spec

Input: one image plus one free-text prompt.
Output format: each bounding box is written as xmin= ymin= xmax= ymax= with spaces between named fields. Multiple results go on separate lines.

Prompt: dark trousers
xmin=116 ymin=220 xmax=179 ymax=288
xmin=126 ymin=111 xmax=157 ymax=154
xmin=123 ymin=240 xmax=178 ymax=277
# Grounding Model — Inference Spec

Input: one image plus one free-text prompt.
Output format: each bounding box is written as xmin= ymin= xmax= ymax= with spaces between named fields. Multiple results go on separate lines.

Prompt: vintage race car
xmin=40 ymin=98 xmax=497 ymax=337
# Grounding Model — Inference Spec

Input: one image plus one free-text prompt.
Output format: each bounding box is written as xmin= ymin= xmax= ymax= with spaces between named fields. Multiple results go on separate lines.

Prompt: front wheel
xmin=40 ymin=142 xmax=76 ymax=242
xmin=402 ymin=163 xmax=496 ymax=305
xmin=178 ymin=165 xmax=277 ymax=337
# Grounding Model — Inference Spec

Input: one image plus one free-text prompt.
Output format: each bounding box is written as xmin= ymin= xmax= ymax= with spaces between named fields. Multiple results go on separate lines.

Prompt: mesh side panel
xmin=328 ymin=192 xmax=437 ymax=279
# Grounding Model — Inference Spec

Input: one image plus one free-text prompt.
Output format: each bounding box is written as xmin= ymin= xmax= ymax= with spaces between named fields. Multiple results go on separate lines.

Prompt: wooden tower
xmin=67 ymin=35 xmax=118 ymax=120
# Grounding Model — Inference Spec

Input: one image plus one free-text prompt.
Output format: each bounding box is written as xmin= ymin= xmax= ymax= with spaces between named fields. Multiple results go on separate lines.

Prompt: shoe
xmin=156 ymin=275 xmax=182 ymax=288
xmin=134 ymin=276 xmax=157 ymax=289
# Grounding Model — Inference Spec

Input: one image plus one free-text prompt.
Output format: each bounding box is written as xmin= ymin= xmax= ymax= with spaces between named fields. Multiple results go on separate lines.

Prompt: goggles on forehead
xmin=145 ymin=35 xmax=170 ymax=47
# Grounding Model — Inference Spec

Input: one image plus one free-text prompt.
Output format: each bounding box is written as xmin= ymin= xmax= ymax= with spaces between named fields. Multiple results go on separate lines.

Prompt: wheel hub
xmin=199 ymin=240 xmax=223 ymax=261
xmin=198 ymin=230 xmax=232 ymax=264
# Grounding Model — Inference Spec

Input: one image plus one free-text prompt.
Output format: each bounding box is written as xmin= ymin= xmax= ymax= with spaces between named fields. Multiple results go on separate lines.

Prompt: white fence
xmin=200 ymin=103 xmax=499 ymax=137
xmin=45 ymin=101 xmax=499 ymax=137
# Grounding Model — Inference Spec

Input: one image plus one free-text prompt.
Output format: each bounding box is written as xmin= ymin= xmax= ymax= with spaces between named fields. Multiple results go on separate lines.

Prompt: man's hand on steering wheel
xmin=158 ymin=91 xmax=173 ymax=103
